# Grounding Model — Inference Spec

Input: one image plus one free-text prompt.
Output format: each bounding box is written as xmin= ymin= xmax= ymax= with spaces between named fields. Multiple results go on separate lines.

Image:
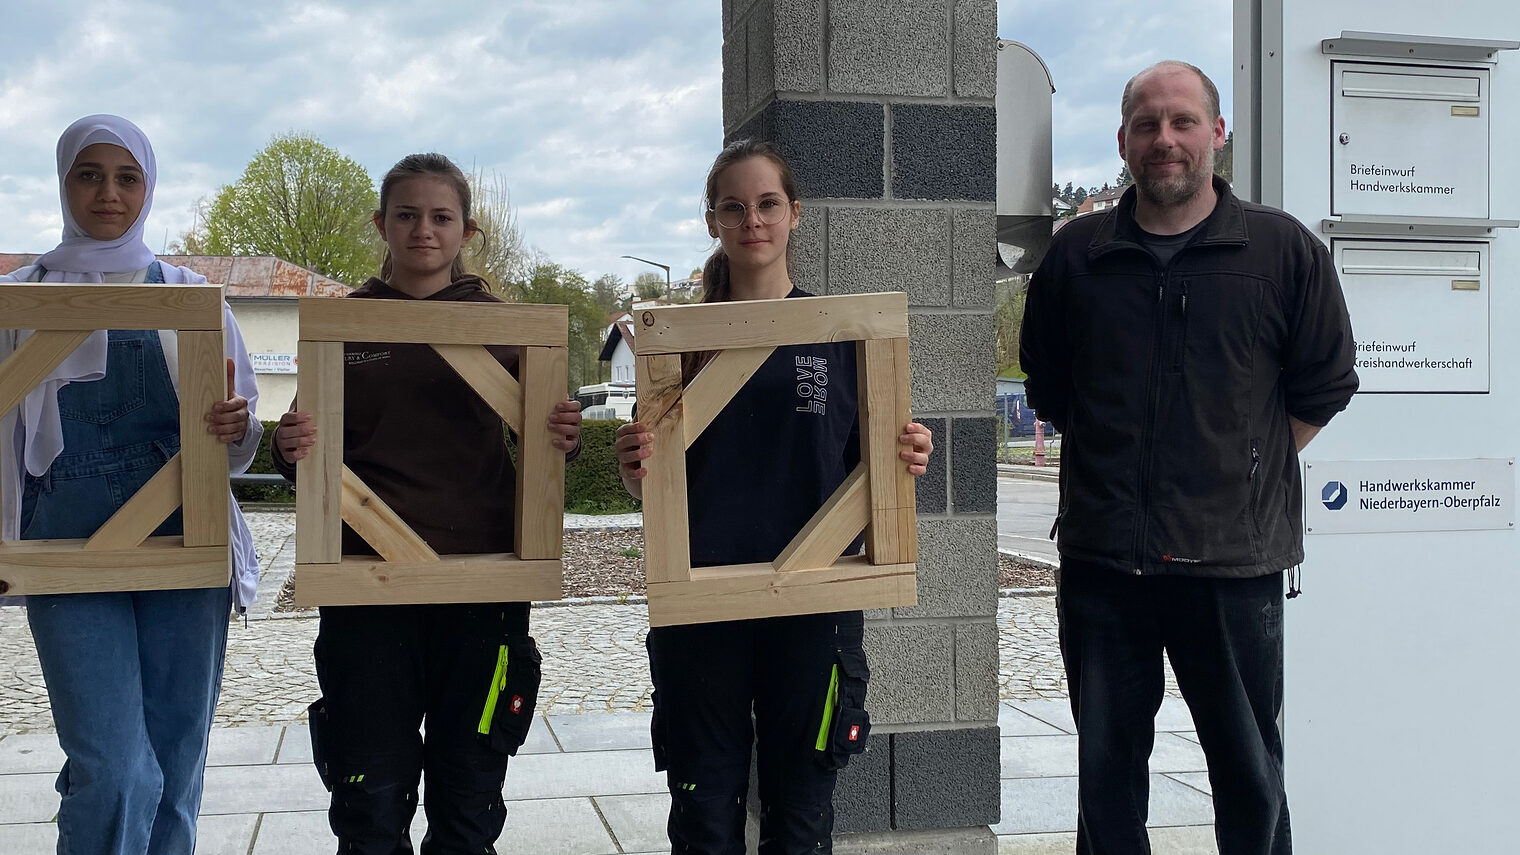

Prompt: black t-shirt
xmin=1137 ymin=219 xmax=1206 ymax=268
xmin=684 ymin=288 xmax=862 ymax=567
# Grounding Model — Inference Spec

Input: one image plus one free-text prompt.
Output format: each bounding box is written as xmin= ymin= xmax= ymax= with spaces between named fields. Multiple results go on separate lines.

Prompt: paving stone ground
xmin=1 ymin=507 xmax=1179 ymax=735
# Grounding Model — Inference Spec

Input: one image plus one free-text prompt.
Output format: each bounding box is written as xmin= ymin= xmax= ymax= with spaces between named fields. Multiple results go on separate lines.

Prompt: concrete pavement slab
xmin=1007 ymin=700 xmax=1076 ymax=734
xmin=997 ymin=826 xmax=1219 ymax=854
xmin=502 ymin=749 xmax=664 ymax=801
xmin=200 ymin=761 xmax=327 ymax=815
xmin=1177 ymin=730 xmax=1200 ymax=744
xmin=497 ymin=796 xmax=617 ymax=855
xmin=274 ymin=724 xmax=311 ymax=765
xmin=0 ymin=733 xmax=64 ymax=774
xmin=998 ymin=702 xmax=1064 ymax=737
xmin=1001 ymin=733 xmax=1207 ymax=780
xmin=993 ymin=774 xmax=1214 ymax=835
xmin=207 ymin=724 xmax=283 ymax=767
xmin=0 ymin=823 xmax=55 ymax=853
xmin=519 ymin=716 xmax=562 ymax=755
xmin=193 ymin=813 xmax=260 ymax=855
xmin=1150 ymin=733 xmax=1208 ymax=773
xmin=1167 ymin=771 xmax=1213 ymax=796
xmin=546 ymin=711 xmax=652 ymax=752
xmin=1155 ymin=697 xmax=1198 ymax=732
xmin=0 ymin=771 xmax=57 ymax=823
xmin=594 ymin=792 xmax=671 ymax=853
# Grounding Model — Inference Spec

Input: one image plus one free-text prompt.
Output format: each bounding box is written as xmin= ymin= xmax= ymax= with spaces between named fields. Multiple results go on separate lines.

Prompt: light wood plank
xmin=296 ymin=340 xmax=344 ymax=564
xmin=177 ymin=330 xmax=229 ymax=548
xmin=634 ymin=293 xmax=907 ymax=355
xmin=0 ymin=285 xmax=223 ymax=331
xmin=773 ymin=464 xmax=869 ymax=573
xmin=340 ymin=466 xmax=439 ymax=563
xmin=293 ymin=556 xmax=563 ymax=607
xmin=301 ymin=298 xmax=568 ymax=346
xmin=858 ymin=337 xmax=916 ymax=564
xmin=0 ymin=330 xmax=92 ymax=418
xmin=636 ymin=353 xmax=691 ymax=584
xmin=0 ymin=538 xmax=228 ymax=595
xmin=84 ymin=455 xmax=182 ymax=551
xmin=647 ymin=557 xmax=917 ymax=626
xmin=432 ymin=343 xmax=523 ymax=434
xmin=514 ymin=347 xmax=567 ymax=561
xmin=681 ymin=346 xmax=775 ymax=449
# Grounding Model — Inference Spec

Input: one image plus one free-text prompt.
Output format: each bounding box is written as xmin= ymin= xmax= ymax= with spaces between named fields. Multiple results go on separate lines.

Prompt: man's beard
xmin=1134 ymin=157 xmax=1211 ymax=208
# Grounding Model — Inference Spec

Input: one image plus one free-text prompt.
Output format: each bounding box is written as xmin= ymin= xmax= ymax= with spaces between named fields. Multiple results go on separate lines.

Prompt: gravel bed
xmin=273 ymin=530 xmax=1052 ymax=610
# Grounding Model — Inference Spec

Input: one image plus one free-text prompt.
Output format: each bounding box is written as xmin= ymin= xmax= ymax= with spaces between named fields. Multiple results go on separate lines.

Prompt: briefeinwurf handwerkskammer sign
xmin=1304 ymin=458 xmax=1515 ymax=535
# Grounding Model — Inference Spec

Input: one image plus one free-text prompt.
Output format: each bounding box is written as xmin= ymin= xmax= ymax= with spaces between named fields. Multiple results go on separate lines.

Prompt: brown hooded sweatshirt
xmin=274 ymin=276 xmax=520 ymax=556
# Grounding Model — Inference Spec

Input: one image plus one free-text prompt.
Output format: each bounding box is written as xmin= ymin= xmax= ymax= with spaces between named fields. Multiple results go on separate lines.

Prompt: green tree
xmin=995 ymin=274 xmax=1029 ymax=378
xmin=590 ymin=274 xmax=627 ymax=315
xmin=201 ymin=133 xmax=379 ymax=286
xmin=461 ymin=167 xmax=528 ymax=293
xmin=508 ymin=262 xmax=607 ymax=393
xmin=1116 ymin=163 xmax=1134 ymax=186
xmin=1214 ymin=131 xmax=1234 ymax=184
xmin=632 ymin=271 xmax=665 ymax=300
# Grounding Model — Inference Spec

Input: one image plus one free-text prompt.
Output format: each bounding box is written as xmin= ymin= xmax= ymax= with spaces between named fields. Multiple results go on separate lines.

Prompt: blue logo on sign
xmin=1321 ymin=481 xmax=1348 ymax=511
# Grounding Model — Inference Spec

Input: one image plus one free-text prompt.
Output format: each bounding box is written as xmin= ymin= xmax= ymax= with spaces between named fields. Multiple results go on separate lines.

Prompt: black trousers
xmin=310 ymin=602 xmax=538 ymax=855
xmin=646 ymin=611 xmax=871 ymax=855
xmin=1057 ymin=565 xmax=1291 ymax=855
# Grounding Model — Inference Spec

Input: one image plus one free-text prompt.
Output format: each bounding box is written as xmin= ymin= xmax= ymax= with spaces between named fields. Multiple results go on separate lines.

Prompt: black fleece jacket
xmin=1019 ymin=178 xmax=1358 ymax=578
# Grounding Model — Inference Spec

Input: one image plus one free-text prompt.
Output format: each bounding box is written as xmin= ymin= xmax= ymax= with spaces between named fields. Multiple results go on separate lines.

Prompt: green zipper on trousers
xmin=478 ymin=645 xmax=509 ymax=736
xmin=815 ymin=663 xmax=840 ymax=751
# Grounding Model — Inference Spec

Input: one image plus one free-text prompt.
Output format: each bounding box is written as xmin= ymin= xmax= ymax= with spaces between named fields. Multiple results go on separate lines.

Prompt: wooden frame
xmin=0 ymin=285 xmax=230 ymax=594
xmin=635 ymin=292 xmax=917 ymax=626
xmin=292 ymin=298 xmax=569 ymax=606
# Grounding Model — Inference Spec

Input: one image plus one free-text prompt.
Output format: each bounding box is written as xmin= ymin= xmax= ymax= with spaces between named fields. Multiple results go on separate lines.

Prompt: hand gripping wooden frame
xmin=292 ymin=298 xmax=569 ymax=607
xmin=0 ymin=285 xmax=230 ymax=595
xmin=636 ymin=292 xmax=917 ymax=627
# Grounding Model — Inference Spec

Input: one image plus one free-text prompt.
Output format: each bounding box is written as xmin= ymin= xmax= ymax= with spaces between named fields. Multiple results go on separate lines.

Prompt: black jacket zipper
xmin=1131 ymin=266 xmax=1169 ymax=574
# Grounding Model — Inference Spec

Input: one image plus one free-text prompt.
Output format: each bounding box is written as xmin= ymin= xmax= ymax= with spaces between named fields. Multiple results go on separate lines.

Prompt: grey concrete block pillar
xmin=722 ymin=1 xmax=1000 ymax=852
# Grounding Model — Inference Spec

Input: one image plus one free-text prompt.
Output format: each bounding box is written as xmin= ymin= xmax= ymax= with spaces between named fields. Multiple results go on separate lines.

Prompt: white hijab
xmin=34 ymin=114 xmax=159 ymax=278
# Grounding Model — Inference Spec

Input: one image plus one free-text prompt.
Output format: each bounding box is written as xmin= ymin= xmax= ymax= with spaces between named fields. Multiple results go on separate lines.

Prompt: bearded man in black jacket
xmin=1019 ymin=60 xmax=1358 ymax=855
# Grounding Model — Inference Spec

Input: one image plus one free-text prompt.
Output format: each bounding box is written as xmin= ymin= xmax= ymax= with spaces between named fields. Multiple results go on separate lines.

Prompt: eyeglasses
xmin=709 ymin=198 xmax=790 ymax=229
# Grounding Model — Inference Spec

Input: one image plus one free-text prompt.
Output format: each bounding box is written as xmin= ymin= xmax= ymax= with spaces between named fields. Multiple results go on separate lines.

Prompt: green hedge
xmin=233 ymin=418 xmax=641 ymax=515
xmin=565 ymin=419 xmax=642 ymax=515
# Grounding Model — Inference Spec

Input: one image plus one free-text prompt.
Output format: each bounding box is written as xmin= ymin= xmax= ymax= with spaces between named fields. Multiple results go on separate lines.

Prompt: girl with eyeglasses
xmin=614 ymin=139 xmax=934 ymax=854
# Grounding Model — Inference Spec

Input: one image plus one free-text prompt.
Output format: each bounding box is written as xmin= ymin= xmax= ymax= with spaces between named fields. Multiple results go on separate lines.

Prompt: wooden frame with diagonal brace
xmin=292 ymin=298 xmax=569 ymax=606
xmin=0 ymin=284 xmax=231 ymax=594
xmin=634 ymin=292 xmax=917 ymax=627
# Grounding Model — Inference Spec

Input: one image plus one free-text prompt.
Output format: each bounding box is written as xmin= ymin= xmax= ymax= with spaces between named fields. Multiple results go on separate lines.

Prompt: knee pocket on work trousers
xmin=815 ymin=646 xmax=871 ymax=771
xmin=478 ymin=635 xmax=542 ymax=756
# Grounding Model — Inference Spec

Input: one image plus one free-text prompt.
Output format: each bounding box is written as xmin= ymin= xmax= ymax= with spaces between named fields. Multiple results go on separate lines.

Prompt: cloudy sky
xmin=0 ymin=0 xmax=1231 ymax=285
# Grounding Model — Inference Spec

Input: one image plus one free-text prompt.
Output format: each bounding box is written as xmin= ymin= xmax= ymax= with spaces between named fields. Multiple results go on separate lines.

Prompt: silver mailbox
xmin=1335 ymin=239 xmax=1489 ymax=393
xmin=1332 ymin=63 xmax=1490 ymax=219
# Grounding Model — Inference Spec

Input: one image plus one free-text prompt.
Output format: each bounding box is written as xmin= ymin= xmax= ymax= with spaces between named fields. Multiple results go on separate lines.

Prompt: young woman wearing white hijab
xmin=0 ymin=114 xmax=262 ymax=855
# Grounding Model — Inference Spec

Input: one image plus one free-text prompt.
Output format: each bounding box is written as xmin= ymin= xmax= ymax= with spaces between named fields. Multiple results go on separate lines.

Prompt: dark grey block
xmin=952 ymin=207 xmax=995 ymax=309
xmin=834 ymin=740 xmax=892 ymax=833
xmin=892 ymin=727 xmax=1001 ymax=829
xmin=894 ymin=517 xmax=997 ymax=620
xmin=864 ymin=624 xmax=954 ymax=724
xmin=913 ymin=417 xmax=947 ymax=514
xmin=731 ymin=100 xmax=884 ymax=199
xmin=827 ymin=0 xmax=949 ymax=97
xmin=955 ymin=621 xmax=999 ymax=722
xmin=746 ymin=3 xmax=775 ymax=113
xmin=723 ymin=26 xmax=748 ymax=133
xmin=826 ymin=207 xmax=950 ymax=305
xmin=891 ymin=104 xmax=996 ymax=202
xmin=951 ymin=417 xmax=997 ymax=513
xmin=774 ymin=0 xmax=825 ymax=93
xmin=953 ymin=0 xmax=997 ymax=99
xmin=909 ymin=313 xmax=994 ymax=412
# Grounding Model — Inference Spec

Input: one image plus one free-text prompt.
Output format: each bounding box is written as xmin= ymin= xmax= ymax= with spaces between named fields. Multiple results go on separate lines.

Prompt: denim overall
xmin=22 ymin=262 xmax=232 ymax=855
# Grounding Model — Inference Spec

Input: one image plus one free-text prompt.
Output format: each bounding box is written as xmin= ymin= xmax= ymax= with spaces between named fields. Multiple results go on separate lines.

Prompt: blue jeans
xmin=22 ymin=323 xmax=230 ymax=855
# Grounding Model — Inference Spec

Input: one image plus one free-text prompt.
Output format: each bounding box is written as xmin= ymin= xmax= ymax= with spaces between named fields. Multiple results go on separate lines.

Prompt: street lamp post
xmin=621 ymin=254 xmax=670 ymax=298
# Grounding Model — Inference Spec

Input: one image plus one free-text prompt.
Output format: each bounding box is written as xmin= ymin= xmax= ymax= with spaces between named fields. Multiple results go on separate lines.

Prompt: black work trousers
xmin=1057 ymin=565 xmax=1291 ymax=855
xmin=309 ymin=602 xmax=539 ymax=855
xmin=646 ymin=610 xmax=871 ymax=855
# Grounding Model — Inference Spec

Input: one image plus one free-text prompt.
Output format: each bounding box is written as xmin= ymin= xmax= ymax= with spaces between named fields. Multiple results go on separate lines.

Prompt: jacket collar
xmin=1087 ymin=175 xmax=1249 ymax=261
